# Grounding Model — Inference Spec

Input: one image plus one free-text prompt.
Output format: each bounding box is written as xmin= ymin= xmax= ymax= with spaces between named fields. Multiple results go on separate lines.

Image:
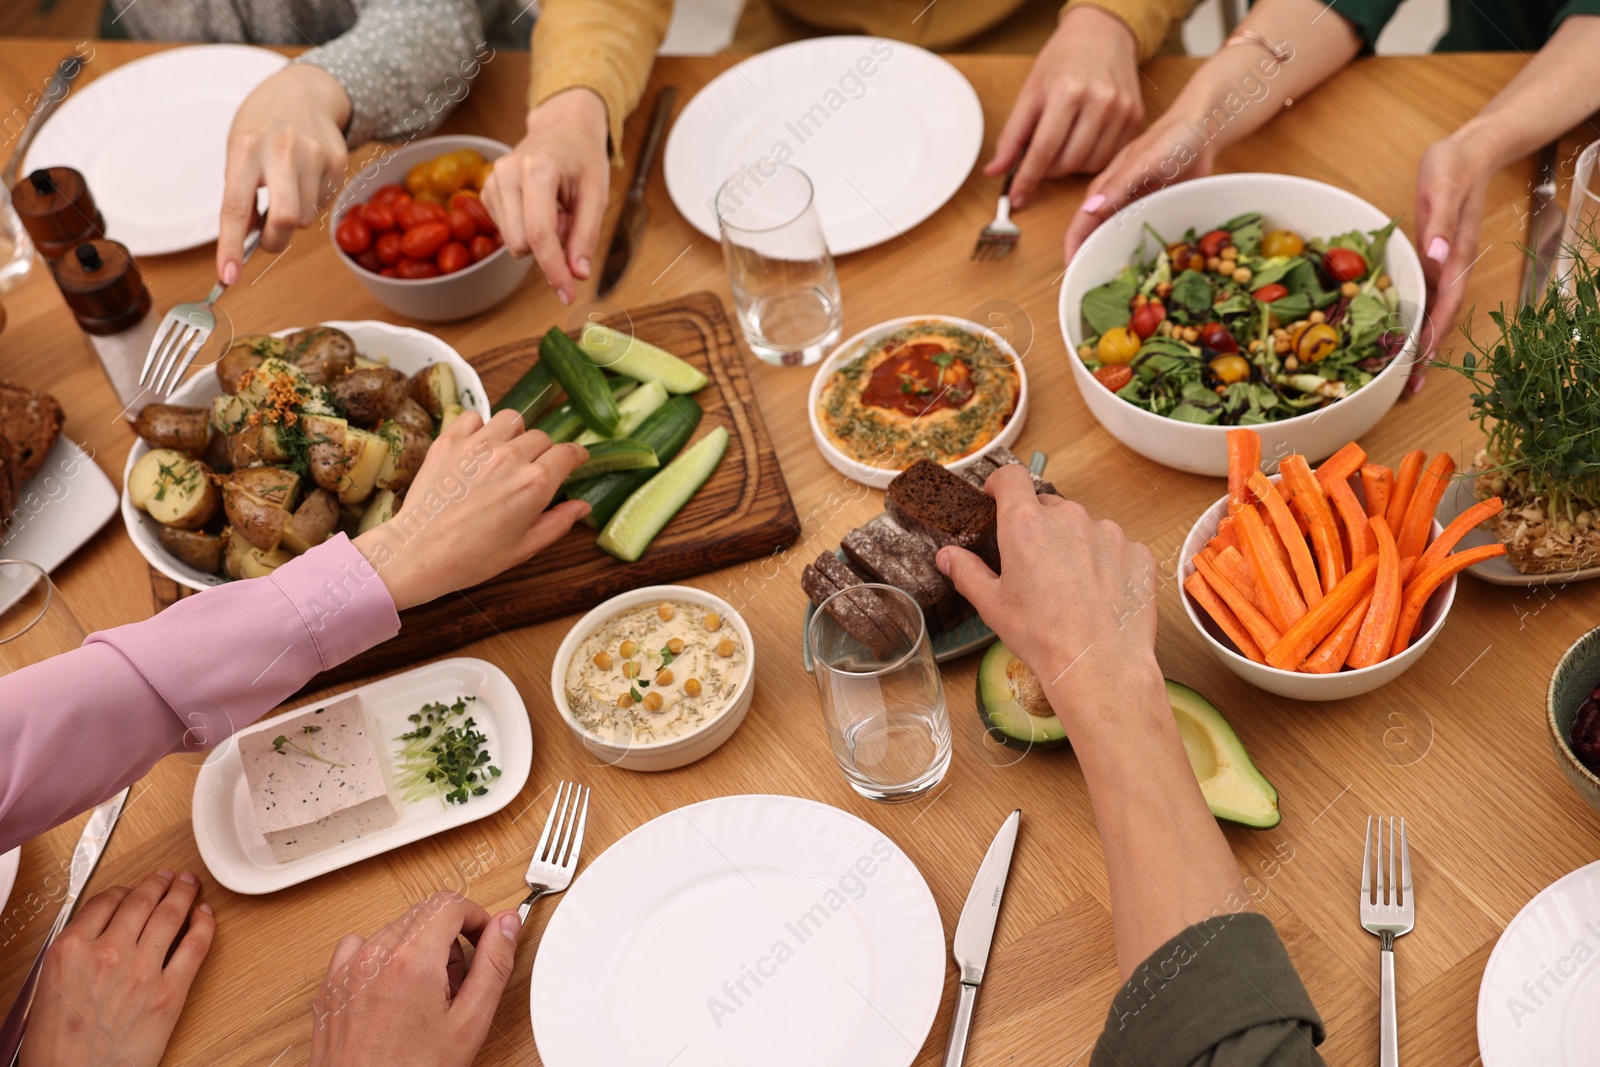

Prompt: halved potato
xmin=438 ymin=403 xmax=465 ymax=432
xmin=357 ymin=489 xmax=397 ymax=534
xmin=225 ymin=530 xmax=293 ymax=580
xmin=228 ymin=420 xmax=292 ymax=468
xmin=131 ymin=450 xmax=219 ymax=530
xmin=223 ymin=468 xmax=300 ymax=551
xmin=389 ymin=397 xmax=434 ymax=436
xmin=300 ymin=413 xmax=347 ymax=448
xmin=338 ymin=427 xmax=387 ymax=505
xmin=410 ymin=363 xmax=458 ymax=417
xmin=229 ymin=466 xmax=299 ymax=509
xmin=353 ymin=354 xmax=387 ymax=370
xmin=128 ymin=448 xmax=182 ymax=510
xmin=216 ymin=335 xmax=285 ymax=394
xmin=240 ymin=357 xmax=310 ymax=407
xmin=375 ymin=422 xmax=430 ymax=492
xmin=134 ymin=404 xmax=211 ymax=453
xmin=331 ymin=367 xmax=407 ymax=426
xmin=158 ymin=525 xmax=228 ymax=574
xmin=280 ymin=488 xmax=340 ymax=554
xmin=211 ymin=392 xmax=254 ymax=436
xmin=285 ymin=326 xmax=358 ymax=385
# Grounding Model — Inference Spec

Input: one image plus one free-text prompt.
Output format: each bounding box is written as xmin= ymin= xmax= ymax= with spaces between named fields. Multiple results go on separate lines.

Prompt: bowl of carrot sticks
xmin=1179 ymin=428 xmax=1507 ymax=700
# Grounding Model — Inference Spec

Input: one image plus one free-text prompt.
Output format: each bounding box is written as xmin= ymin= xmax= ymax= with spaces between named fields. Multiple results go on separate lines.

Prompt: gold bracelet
xmin=1226 ymin=30 xmax=1292 ymax=63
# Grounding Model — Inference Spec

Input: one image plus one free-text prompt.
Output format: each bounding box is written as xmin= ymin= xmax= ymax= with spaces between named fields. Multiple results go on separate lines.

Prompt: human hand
xmin=218 ymin=63 xmax=352 ymax=284
xmin=1412 ymin=131 xmax=1496 ymax=371
xmin=308 ymin=891 xmax=522 ymax=1067
xmin=21 ymin=869 xmax=215 ymax=1067
xmin=480 ymin=88 xmax=610 ymax=305
xmin=986 ymin=6 xmax=1145 ymax=206
xmin=934 ymin=466 xmax=1161 ymax=723
xmin=352 ymin=409 xmax=589 ymax=611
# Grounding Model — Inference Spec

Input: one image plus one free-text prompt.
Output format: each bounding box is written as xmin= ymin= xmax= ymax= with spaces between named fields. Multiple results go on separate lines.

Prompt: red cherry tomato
xmin=1198 ymin=229 xmax=1232 ymax=258
xmin=1323 ymin=247 xmax=1368 ymax=283
xmin=1093 ymin=365 xmax=1134 ymax=392
xmin=1129 ymin=301 xmax=1166 ymax=339
xmin=371 ymin=183 xmax=409 ymax=207
xmin=436 ymin=240 xmax=471 ymax=275
xmin=335 ymin=215 xmax=372 ymax=255
xmin=451 ymin=194 xmax=496 ymax=236
xmin=379 ymin=266 xmax=399 ymax=278
xmin=395 ymin=258 xmax=440 ymax=280
xmin=374 ymin=231 xmax=404 ymax=266
xmin=446 ymin=208 xmax=477 ymax=243
xmin=397 ymin=200 xmax=446 ymax=230
xmin=360 ymin=202 xmax=396 ymax=232
xmin=1252 ymin=283 xmax=1289 ymax=303
xmin=354 ymin=248 xmax=382 ymax=274
xmin=400 ymin=221 xmax=450 ymax=260
xmin=1198 ymin=322 xmax=1238 ymax=353
xmin=468 ymin=234 xmax=499 ymax=262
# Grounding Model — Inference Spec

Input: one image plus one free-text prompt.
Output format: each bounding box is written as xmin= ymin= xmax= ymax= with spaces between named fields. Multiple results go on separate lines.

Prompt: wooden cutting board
xmin=150 ymin=291 xmax=799 ymax=688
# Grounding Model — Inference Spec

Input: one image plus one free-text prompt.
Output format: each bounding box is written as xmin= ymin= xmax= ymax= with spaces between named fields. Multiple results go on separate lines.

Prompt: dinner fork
xmin=518 ymin=781 xmax=590 ymax=925
xmin=970 ymin=167 xmax=1019 ymax=262
xmin=1361 ymin=815 xmax=1413 ymax=1067
xmin=138 ymin=216 xmax=263 ymax=398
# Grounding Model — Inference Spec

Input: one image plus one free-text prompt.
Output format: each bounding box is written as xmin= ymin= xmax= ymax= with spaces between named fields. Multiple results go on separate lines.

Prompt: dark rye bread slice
xmin=0 ymin=382 xmax=64 ymax=486
xmin=983 ymin=446 xmax=1059 ymax=497
xmin=842 ymin=514 xmax=968 ymax=630
xmin=802 ymin=552 xmax=897 ymax=657
xmin=0 ymin=434 xmax=16 ymax=544
xmin=885 ymin=459 xmax=999 ymax=569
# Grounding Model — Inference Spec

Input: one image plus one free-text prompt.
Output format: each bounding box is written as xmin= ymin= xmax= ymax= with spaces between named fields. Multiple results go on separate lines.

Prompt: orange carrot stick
xmin=1266 ymin=556 xmax=1379 ymax=671
xmin=1391 ymin=543 xmax=1507 ymax=655
xmin=1385 ymin=449 xmax=1426 ymax=532
xmin=1185 ymin=571 xmax=1265 ymax=663
xmin=1360 ymin=464 xmax=1393 ymax=519
xmin=1214 ymin=545 xmax=1262 ymax=608
xmin=1417 ymin=496 xmax=1504 ymax=572
xmin=1280 ymin=455 xmax=1346 ymax=593
xmin=1300 ymin=591 xmax=1373 ymax=674
xmin=1207 ymin=515 xmax=1240 ymax=557
xmin=1348 ymin=516 xmax=1401 ymax=668
xmin=1235 ymin=503 xmax=1307 ymax=630
xmin=1194 ymin=552 xmax=1282 ymax=654
xmin=1327 ymin=476 xmax=1376 ymax=567
xmin=1227 ymin=429 xmax=1262 ymax=515
xmin=1315 ymin=441 xmax=1368 ymax=488
xmin=1396 ymin=452 xmax=1457 ymax=559
xmin=1248 ymin=471 xmax=1323 ymax=608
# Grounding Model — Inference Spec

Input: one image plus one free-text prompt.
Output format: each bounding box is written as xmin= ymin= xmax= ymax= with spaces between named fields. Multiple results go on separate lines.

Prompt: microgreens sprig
xmin=394 ymin=696 xmax=500 ymax=806
xmin=272 ymin=723 xmax=345 ymax=768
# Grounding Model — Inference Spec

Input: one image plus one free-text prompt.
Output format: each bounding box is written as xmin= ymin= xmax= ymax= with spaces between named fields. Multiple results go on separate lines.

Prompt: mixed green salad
xmin=1076 ymin=212 xmax=1407 ymax=425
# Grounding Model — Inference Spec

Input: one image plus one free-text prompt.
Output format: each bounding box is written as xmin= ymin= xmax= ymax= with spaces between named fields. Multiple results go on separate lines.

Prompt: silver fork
xmin=1361 ymin=815 xmax=1414 ymax=1067
xmin=970 ymin=167 xmax=1019 ymax=262
xmin=138 ymin=219 xmax=263 ymax=398
xmin=518 ymin=781 xmax=590 ymax=924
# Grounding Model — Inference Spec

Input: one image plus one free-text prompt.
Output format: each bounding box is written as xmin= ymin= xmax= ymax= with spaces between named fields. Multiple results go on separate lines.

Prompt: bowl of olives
xmin=1548 ymin=625 xmax=1600 ymax=815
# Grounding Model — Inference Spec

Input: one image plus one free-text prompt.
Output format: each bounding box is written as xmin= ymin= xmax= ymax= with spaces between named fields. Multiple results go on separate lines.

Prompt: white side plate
xmin=192 ymin=657 xmax=532 ymax=895
xmin=0 ymin=848 xmax=19 ymax=912
xmin=1 ymin=437 xmax=119 ymax=612
xmin=1441 ymin=478 xmax=1600 ymax=586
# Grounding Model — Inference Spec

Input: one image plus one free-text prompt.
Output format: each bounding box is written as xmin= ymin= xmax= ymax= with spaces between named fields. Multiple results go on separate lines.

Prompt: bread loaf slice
xmin=885 ymin=459 xmax=999 ymax=569
xmin=842 ymin=514 xmax=967 ymax=629
xmin=0 ymin=434 xmax=16 ymax=545
xmin=803 ymin=552 xmax=905 ymax=657
xmin=0 ymin=382 xmax=63 ymax=486
xmin=981 ymin=446 xmax=1059 ymax=497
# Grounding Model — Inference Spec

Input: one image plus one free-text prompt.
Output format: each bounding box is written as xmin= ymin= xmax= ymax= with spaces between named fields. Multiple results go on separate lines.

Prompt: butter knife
xmin=1521 ymin=141 xmax=1563 ymax=306
xmin=0 ymin=787 xmax=129 ymax=1067
xmin=1 ymin=54 xmax=87 ymax=191
xmin=596 ymin=86 xmax=677 ymax=297
xmin=943 ymin=808 xmax=1020 ymax=1067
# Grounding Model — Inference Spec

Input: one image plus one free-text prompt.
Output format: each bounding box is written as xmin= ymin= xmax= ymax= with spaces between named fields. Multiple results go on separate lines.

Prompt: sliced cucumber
xmin=597 ymin=426 xmax=728 ymax=562
xmin=575 ymin=380 xmax=668 ymax=446
xmin=566 ymin=396 xmax=702 ymax=528
xmin=534 ymin=378 xmax=636 ymax=443
xmin=563 ymin=439 xmax=659 ymax=484
xmin=579 ymin=323 xmax=709 ymax=394
xmin=492 ymin=359 xmax=559 ymax=426
xmin=539 ymin=327 xmax=619 ymax=435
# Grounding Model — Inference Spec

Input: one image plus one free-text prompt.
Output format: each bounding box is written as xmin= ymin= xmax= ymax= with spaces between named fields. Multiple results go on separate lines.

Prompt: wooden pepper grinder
xmin=52 ymin=239 xmax=156 ymax=417
xmin=11 ymin=168 xmax=105 ymax=265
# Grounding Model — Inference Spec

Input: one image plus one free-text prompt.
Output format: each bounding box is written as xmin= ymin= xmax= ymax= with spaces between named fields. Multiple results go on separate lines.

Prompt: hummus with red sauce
xmin=817 ymin=321 xmax=1020 ymax=468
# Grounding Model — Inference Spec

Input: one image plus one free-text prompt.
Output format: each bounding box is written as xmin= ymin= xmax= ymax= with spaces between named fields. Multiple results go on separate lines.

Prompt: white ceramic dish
xmin=1 ymin=437 xmax=118 ymax=611
xmin=1058 ymin=173 xmax=1426 ymax=476
xmin=1439 ymin=477 xmax=1600 ymax=586
xmin=807 ymin=315 xmax=1029 ymax=490
xmin=121 ymin=319 xmax=491 ymax=592
xmin=531 ymin=794 xmax=945 ymax=1067
xmin=1478 ymin=859 xmax=1600 ymax=1065
xmin=24 ymin=45 xmax=287 ymax=256
xmin=664 ymin=36 xmax=982 ymax=255
xmin=1179 ymin=487 xmax=1453 ymax=701
xmin=192 ymin=657 xmax=531 ymax=894
xmin=329 ymin=135 xmax=531 ymax=322
xmin=550 ymin=585 xmax=755 ymax=772
xmin=0 ymin=848 xmax=18 ymax=912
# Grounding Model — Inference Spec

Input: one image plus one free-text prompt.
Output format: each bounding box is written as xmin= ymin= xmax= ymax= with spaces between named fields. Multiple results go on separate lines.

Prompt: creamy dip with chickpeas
xmin=564 ymin=600 xmax=746 ymax=744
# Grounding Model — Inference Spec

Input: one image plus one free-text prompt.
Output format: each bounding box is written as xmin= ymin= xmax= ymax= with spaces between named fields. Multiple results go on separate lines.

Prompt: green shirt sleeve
xmin=1090 ymin=912 xmax=1326 ymax=1067
xmin=1316 ymin=0 xmax=1405 ymax=50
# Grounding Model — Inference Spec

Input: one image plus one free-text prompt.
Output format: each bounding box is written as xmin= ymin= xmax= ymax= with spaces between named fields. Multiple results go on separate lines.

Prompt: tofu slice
xmin=239 ymin=695 xmax=402 ymax=863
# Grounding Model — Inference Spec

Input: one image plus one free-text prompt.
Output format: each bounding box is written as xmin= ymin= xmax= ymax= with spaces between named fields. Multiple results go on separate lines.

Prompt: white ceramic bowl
xmin=1178 ymin=488 xmax=1454 ymax=701
xmin=807 ymin=315 xmax=1029 ymax=490
xmin=330 ymin=135 xmax=530 ymax=322
xmin=1059 ymin=174 xmax=1426 ymax=476
xmin=122 ymin=319 xmax=491 ymax=591
xmin=550 ymin=585 xmax=756 ymax=771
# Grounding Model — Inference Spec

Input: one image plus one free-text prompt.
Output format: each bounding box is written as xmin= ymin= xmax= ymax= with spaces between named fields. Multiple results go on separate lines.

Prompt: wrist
xmin=1446 ymin=114 xmax=1521 ymax=175
xmin=285 ymin=61 xmax=353 ymax=130
xmin=1043 ymin=651 xmax=1165 ymax=736
xmin=351 ymin=527 xmax=420 ymax=612
xmin=530 ymin=86 xmax=608 ymax=133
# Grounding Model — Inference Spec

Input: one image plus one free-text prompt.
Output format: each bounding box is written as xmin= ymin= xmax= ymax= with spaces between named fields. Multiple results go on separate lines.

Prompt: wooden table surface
xmin=2 ymin=39 xmax=1596 ymax=1067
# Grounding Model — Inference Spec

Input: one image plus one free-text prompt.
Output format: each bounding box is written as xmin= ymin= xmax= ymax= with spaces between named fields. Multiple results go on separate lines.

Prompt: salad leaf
xmin=1213 ymin=292 xmax=1253 ymax=318
xmin=1345 ymin=293 xmax=1391 ymax=348
xmin=1228 ymin=214 xmax=1263 ymax=258
xmin=1083 ymin=267 xmax=1138 ymax=334
xmin=1263 ymin=292 xmax=1312 ymax=322
xmin=1249 ymin=256 xmax=1303 ymax=290
xmin=1364 ymin=218 xmax=1398 ymax=272
xmin=1219 ymin=212 xmax=1263 ymax=233
xmin=1169 ymin=270 xmax=1213 ymax=316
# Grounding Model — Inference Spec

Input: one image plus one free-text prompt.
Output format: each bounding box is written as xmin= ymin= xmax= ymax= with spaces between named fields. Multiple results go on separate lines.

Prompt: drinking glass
xmin=715 ymin=164 xmax=842 ymax=367
xmin=0 ymin=560 xmax=86 ymax=676
xmin=0 ymin=186 xmax=36 ymax=295
xmin=808 ymin=584 xmax=951 ymax=802
xmin=1556 ymin=140 xmax=1600 ymax=289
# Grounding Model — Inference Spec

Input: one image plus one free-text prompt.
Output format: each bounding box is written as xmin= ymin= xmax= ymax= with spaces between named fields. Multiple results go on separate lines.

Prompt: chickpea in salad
xmin=1076 ymin=212 xmax=1409 ymax=426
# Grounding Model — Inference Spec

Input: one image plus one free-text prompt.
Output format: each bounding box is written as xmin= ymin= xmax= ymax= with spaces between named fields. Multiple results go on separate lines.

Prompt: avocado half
xmin=976 ymin=641 xmax=1069 ymax=750
xmin=1167 ymin=679 xmax=1281 ymax=829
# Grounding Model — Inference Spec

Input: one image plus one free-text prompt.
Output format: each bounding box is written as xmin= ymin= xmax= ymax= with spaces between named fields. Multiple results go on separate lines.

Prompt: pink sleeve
xmin=0 ymin=534 xmax=399 ymax=853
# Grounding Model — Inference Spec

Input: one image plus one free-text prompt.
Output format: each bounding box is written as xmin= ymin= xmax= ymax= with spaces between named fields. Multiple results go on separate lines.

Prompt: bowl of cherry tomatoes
xmin=330 ymin=135 xmax=529 ymax=322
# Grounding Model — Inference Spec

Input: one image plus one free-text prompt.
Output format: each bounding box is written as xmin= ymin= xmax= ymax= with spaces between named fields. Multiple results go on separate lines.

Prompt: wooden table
xmin=1 ymin=39 xmax=1595 ymax=1067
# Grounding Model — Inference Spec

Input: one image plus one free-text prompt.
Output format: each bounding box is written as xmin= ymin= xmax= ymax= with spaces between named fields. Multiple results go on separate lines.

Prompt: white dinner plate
xmin=24 ymin=45 xmax=288 ymax=256
xmin=531 ymin=794 xmax=945 ymax=1067
xmin=192 ymin=657 xmax=532 ymax=895
xmin=1 ymin=437 xmax=119 ymax=613
xmin=0 ymin=848 xmax=19 ymax=912
xmin=1440 ymin=478 xmax=1600 ymax=586
xmin=1478 ymin=860 xmax=1600 ymax=1065
xmin=664 ymin=37 xmax=982 ymax=255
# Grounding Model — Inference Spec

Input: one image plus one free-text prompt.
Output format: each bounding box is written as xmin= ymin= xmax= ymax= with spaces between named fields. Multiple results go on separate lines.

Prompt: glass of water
xmin=808 ymin=584 xmax=951 ymax=802
xmin=0 ymin=185 xmax=37 ymax=295
xmin=715 ymin=164 xmax=842 ymax=367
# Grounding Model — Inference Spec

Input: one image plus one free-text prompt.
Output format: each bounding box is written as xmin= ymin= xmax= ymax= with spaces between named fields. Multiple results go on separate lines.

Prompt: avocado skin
xmin=1167 ymin=679 xmax=1281 ymax=830
xmin=975 ymin=642 xmax=1071 ymax=752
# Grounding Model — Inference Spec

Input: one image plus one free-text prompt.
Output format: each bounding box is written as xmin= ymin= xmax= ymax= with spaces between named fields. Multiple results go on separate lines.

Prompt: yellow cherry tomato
xmin=1096 ymin=326 xmax=1141 ymax=366
xmin=1294 ymin=322 xmax=1340 ymax=364
xmin=1209 ymin=355 xmax=1251 ymax=384
xmin=445 ymin=148 xmax=485 ymax=171
xmin=427 ymin=153 xmax=473 ymax=195
xmin=473 ymin=160 xmax=496 ymax=191
xmin=404 ymin=160 xmax=434 ymax=196
xmin=1260 ymin=229 xmax=1305 ymax=258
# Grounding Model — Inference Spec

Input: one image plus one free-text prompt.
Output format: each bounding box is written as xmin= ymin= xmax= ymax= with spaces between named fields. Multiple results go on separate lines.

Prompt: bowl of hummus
xmin=808 ymin=315 xmax=1029 ymax=490
xmin=551 ymin=585 xmax=755 ymax=771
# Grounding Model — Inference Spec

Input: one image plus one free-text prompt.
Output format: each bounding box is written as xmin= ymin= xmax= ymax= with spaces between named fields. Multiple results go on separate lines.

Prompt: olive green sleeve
xmin=1316 ymin=0 xmax=1404 ymax=50
xmin=1091 ymin=912 xmax=1327 ymax=1067
xmin=1553 ymin=3 xmax=1600 ymax=30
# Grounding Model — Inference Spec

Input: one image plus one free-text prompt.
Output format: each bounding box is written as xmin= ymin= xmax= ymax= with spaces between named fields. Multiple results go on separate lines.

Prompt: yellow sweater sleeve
xmin=528 ymin=0 xmax=673 ymax=166
xmin=1062 ymin=0 xmax=1199 ymax=61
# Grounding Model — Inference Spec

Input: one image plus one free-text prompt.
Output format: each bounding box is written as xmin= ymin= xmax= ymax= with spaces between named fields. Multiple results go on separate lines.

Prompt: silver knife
xmin=596 ymin=86 xmax=677 ymax=297
xmin=943 ymin=808 xmax=1020 ymax=1067
xmin=0 ymin=786 xmax=129 ymax=1067
xmin=1521 ymin=141 xmax=1563 ymax=306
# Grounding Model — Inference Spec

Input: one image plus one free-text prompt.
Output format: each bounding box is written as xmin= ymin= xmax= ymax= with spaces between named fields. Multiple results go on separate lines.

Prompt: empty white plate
xmin=0 ymin=848 xmax=18 ymax=911
xmin=664 ymin=37 xmax=982 ymax=255
xmin=24 ymin=44 xmax=288 ymax=257
xmin=1 ymin=437 xmax=118 ymax=614
xmin=531 ymin=794 xmax=944 ymax=1067
xmin=1478 ymin=860 xmax=1600 ymax=1064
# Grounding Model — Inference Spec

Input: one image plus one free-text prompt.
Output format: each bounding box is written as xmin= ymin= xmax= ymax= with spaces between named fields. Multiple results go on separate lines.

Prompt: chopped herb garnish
xmin=272 ymin=721 xmax=345 ymax=767
xmin=394 ymin=696 xmax=494 ymax=806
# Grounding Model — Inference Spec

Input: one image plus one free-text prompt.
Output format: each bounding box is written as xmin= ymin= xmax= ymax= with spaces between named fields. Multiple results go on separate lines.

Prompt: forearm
xmin=1447 ymin=16 xmax=1600 ymax=170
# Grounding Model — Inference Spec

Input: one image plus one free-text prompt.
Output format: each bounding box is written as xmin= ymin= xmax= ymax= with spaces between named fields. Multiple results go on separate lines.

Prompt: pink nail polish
xmin=575 ymin=256 xmax=591 ymax=277
xmin=222 ymin=261 xmax=240 ymax=286
xmin=1080 ymin=193 xmax=1108 ymax=214
xmin=1426 ymin=236 xmax=1449 ymax=263
xmin=557 ymin=288 xmax=572 ymax=306
xmin=501 ymin=914 xmax=522 ymax=941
